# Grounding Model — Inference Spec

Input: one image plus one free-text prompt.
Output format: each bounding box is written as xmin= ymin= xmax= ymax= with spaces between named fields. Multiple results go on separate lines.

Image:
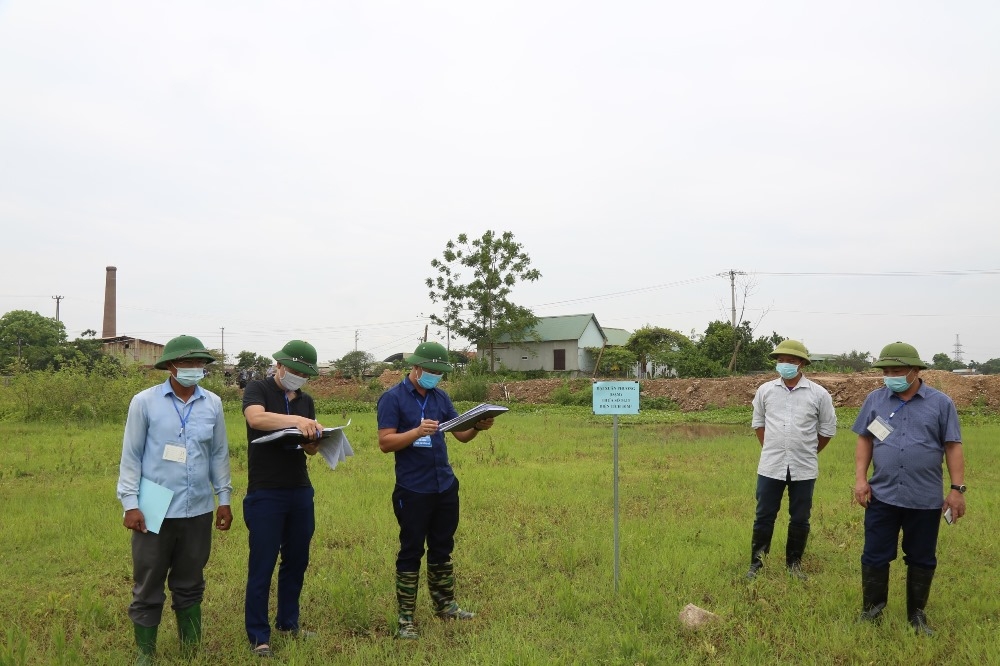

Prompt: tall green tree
xmin=334 ymin=350 xmax=377 ymax=380
xmin=626 ymin=326 xmax=723 ymax=378
xmin=236 ymin=351 xmax=272 ymax=376
xmin=931 ymin=353 xmax=966 ymax=371
xmin=0 ymin=309 xmax=68 ymax=371
xmin=698 ymin=321 xmax=781 ymax=375
xmin=426 ymin=230 xmax=541 ymax=371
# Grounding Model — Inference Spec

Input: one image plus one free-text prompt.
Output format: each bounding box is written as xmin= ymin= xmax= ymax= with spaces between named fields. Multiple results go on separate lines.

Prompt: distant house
xmin=479 ymin=313 xmax=629 ymax=375
xmin=101 ymin=336 xmax=165 ymax=367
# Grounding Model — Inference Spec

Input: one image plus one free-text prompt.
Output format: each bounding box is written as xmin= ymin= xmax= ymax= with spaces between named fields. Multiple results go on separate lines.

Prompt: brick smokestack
xmin=102 ymin=266 xmax=117 ymax=338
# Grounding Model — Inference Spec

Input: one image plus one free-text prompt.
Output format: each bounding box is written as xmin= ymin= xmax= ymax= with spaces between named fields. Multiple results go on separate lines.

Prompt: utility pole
xmin=953 ymin=335 xmax=964 ymax=364
xmin=717 ymin=269 xmax=746 ymax=327
xmin=52 ymin=295 xmax=64 ymax=321
xmin=220 ymin=327 xmax=225 ymax=365
xmin=423 ymin=324 xmax=428 ymax=343
xmin=355 ymin=329 xmax=359 ymax=352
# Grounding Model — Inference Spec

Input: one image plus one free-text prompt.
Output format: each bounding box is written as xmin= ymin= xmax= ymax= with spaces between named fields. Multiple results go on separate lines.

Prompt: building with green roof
xmin=480 ymin=313 xmax=630 ymax=375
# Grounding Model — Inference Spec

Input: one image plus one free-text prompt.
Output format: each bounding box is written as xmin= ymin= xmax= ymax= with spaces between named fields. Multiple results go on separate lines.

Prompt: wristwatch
xmin=951 ymin=484 xmax=967 ymax=494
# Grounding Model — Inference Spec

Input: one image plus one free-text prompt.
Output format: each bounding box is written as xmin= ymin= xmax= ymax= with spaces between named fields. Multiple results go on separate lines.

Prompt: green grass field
xmin=1 ymin=407 xmax=998 ymax=665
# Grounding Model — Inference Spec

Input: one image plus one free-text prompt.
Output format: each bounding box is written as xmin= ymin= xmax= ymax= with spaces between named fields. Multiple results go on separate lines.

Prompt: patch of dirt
xmin=305 ymin=369 xmax=1000 ymax=412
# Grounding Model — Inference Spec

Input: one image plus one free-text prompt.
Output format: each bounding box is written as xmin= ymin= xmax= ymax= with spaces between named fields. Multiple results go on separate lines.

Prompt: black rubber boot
xmin=786 ymin=526 xmax=810 ymax=580
xmin=746 ymin=528 xmax=773 ymax=579
xmin=859 ymin=565 xmax=890 ymax=623
xmin=906 ymin=565 xmax=935 ymax=636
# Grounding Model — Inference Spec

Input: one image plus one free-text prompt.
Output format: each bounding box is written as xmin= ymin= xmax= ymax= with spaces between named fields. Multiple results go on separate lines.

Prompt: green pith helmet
xmin=155 ymin=335 xmax=216 ymax=369
xmin=272 ymin=340 xmax=319 ymax=377
xmin=406 ymin=341 xmax=453 ymax=374
xmin=873 ymin=341 xmax=928 ymax=369
xmin=769 ymin=339 xmax=811 ymax=365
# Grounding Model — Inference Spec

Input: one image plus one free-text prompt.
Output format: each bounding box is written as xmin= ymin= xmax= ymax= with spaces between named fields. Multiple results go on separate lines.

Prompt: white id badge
xmin=413 ymin=435 xmax=433 ymax=448
xmin=866 ymin=416 xmax=893 ymax=442
xmin=163 ymin=443 xmax=187 ymax=463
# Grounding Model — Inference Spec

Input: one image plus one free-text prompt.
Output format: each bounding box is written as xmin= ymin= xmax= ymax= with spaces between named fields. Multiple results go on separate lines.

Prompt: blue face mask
xmin=775 ymin=362 xmax=800 ymax=380
xmin=883 ymin=373 xmax=913 ymax=393
xmin=417 ymin=369 xmax=442 ymax=389
xmin=175 ymin=367 xmax=205 ymax=387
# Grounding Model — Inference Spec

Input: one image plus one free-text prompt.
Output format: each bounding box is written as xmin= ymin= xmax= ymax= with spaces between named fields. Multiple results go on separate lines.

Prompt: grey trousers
xmin=129 ymin=512 xmax=213 ymax=626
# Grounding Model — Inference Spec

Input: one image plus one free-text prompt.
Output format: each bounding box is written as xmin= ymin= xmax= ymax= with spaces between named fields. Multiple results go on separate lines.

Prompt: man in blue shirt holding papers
xmin=116 ymin=335 xmax=232 ymax=664
xmin=377 ymin=341 xmax=493 ymax=639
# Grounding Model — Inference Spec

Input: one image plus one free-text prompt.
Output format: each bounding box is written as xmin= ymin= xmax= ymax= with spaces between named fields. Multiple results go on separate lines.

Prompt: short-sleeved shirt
xmin=751 ymin=375 xmax=837 ymax=481
xmin=377 ymin=377 xmax=459 ymax=494
xmin=243 ymin=377 xmax=314 ymax=493
xmin=851 ymin=380 xmax=962 ymax=510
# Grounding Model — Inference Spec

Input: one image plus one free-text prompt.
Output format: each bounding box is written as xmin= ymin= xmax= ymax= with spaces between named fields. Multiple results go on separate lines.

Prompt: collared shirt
xmin=117 ymin=378 xmax=232 ymax=517
xmin=851 ymin=380 xmax=961 ymax=510
xmin=751 ymin=375 xmax=837 ymax=481
xmin=376 ymin=377 xmax=459 ymax=494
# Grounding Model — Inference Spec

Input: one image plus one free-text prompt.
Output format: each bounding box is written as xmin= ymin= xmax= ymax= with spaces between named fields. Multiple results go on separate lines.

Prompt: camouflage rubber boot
xmin=396 ymin=570 xmax=420 ymax=639
xmin=427 ymin=561 xmax=475 ymax=620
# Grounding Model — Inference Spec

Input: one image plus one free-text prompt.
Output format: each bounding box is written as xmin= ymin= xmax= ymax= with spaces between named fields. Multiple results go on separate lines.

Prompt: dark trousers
xmin=861 ymin=496 xmax=940 ymax=569
xmin=244 ymin=487 xmax=315 ymax=646
xmin=392 ymin=479 xmax=460 ymax=572
xmin=753 ymin=471 xmax=816 ymax=533
xmin=129 ymin=512 xmax=213 ymax=627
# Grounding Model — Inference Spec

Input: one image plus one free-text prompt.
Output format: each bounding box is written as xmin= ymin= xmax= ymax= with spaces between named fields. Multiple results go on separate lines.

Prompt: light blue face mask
xmin=175 ymin=367 xmax=205 ymax=387
xmin=417 ymin=369 xmax=442 ymax=389
xmin=883 ymin=373 xmax=913 ymax=393
xmin=775 ymin=362 xmax=800 ymax=380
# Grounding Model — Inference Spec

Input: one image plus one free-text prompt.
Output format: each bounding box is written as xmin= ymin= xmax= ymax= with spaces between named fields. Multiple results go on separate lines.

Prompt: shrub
xmin=448 ymin=376 xmax=491 ymax=402
xmin=550 ymin=381 xmax=592 ymax=406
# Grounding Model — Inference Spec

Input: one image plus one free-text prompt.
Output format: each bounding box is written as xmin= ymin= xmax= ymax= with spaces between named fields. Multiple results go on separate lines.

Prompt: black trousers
xmin=392 ymin=479 xmax=460 ymax=572
xmin=129 ymin=512 xmax=213 ymax=627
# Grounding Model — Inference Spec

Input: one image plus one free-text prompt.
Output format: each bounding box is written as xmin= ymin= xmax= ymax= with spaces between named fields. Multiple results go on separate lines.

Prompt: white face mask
xmin=174 ymin=367 xmax=205 ymax=387
xmin=279 ymin=367 xmax=308 ymax=391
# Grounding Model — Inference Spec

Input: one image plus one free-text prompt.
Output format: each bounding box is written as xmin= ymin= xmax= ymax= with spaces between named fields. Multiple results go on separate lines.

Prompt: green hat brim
xmin=405 ymin=354 xmax=453 ymax=374
xmin=872 ymin=357 xmax=928 ymax=369
xmin=273 ymin=353 xmax=319 ymax=377
xmin=154 ymin=349 xmax=216 ymax=370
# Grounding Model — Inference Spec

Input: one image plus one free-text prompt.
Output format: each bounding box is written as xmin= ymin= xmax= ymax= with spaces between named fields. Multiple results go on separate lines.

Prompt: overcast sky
xmin=2 ymin=1 xmax=998 ymax=366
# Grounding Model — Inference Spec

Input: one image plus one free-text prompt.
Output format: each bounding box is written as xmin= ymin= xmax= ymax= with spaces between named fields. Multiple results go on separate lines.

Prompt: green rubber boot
xmin=133 ymin=623 xmax=157 ymax=666
xmin=175 ymin=603 xmax=202 ymax=654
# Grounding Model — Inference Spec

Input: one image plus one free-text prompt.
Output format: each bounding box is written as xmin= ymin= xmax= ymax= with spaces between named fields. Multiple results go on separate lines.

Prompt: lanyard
xmin=171 ymin=394 xmax=196 ymax=438
xmin=284 ymin=394 xmax=292 ymax=415
xmin=413 ymin=392 xmax=429 ymax=420
xmin=888 ymin=399 xmax=908 ymax=420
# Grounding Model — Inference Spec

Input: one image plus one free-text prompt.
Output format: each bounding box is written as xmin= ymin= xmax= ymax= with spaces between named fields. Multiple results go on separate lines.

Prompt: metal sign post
xmin=593 ymin=381 xmax=639 ymax=592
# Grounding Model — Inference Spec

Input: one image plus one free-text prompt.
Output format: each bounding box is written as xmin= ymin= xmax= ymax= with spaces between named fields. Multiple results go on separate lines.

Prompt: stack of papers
xmin=438 ymin=403 xmax=509 ymax=432
xmin=250 ymin=421 xmax=354 ymax=470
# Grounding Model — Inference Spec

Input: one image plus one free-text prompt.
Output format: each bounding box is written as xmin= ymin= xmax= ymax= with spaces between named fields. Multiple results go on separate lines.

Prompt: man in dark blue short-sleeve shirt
xmin=377 ymin=341 xmax=494 ymax=639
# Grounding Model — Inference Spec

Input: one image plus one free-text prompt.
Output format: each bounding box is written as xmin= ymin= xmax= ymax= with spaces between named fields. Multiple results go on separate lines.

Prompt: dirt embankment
xmin=307 ymin=370 xmax=1000 ymax=412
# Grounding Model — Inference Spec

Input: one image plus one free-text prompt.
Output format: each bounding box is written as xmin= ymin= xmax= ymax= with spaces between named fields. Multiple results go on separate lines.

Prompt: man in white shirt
xmin=747 ymin=339 xmax=837 ymax=580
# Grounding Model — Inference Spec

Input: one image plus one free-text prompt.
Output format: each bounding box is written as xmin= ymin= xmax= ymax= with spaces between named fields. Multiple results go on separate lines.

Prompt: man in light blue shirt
xmin=747 ymin=339 xmax=837 ymax=580
xmin=117 ymin=335 xmax=232 ymax=664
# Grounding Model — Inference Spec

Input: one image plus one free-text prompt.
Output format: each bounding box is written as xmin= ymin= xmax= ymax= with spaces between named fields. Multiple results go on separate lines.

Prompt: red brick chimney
xmin=102 ymin=266 xmax=117 ymax=338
